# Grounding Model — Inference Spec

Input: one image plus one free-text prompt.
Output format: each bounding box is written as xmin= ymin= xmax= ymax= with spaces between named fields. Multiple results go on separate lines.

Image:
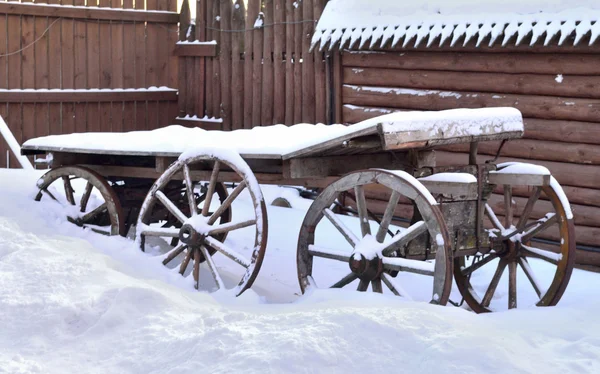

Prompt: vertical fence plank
xmin=230 ymin=0 xmax=244 ymax=130
xmin=219 ymin=0 xmax=232 ymax=130
xmin=21 ymin=10 xmax=35 ymax=161
xmin=179 ymin=0 xmax=190 ymax=117
xmin=167 ymin=2 xmax=179 ymax=92
xmin=0 ymin=13 xmax=7 ymax=167
xmin=73 ymin=0 xmax=87 ymax=133
xmin=121 ymin=0 xmax=135 ymax=131
xmin=48 ymin=0 xmax=63 ymax=138
xmin=293 ymin=0 xmax=302 ymax=124
xmin=302 ymin=0 xmax=315 ymax=123
xmin=313 ymin=0 xmax=326 ymax=124
xmin=251 ymin=0 xmax=263 ymax=127
xmin=134 ymin=0 xmax=147 ymax=130
xmin=284 ymin=0 xmax=294 ymax=125
xmin=87 ymin=0 xmax=100 ymax=132
xmin=261 ymin=0 xmax=273 ymax=126
xmin=211 ymin=0 xmax=221 ymax=119
xmin=61 ymin=0 xmax=76 ymax=135
xmin=273 ymin=0 xmax=285 ymax=125
xmin=97 ymin=0 xmax=112 ymax=132
xmin=33 ymin=11 xmax=50 ymax=143
xmin=195 ymin=0 xmax=207 ymax=119
xmin=110 ymin=0 xmax=124 ymax=133
xmin=243 ymin=0 xmax=257 ymax=129
xmin=8 ymin=11 xmax=23 ymax=166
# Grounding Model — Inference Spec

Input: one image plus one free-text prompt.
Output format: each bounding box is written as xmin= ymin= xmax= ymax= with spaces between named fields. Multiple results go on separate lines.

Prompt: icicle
xmin=414 ymin=23 xmax=432 ymax=48
xmin=339 ymin=28 xmax=354 ymax=49
xmin=559 ymin=20 xmax=576 ymax=45
xmin=427 ymin=23 xmax=443 ymax=47
xmin=530 ymin=22 xmax=547 ymax=46
xmin=319 ymin=29 xmax=332 ymax=51
xmin=489 ymin=22 xmax=505 ymax=46
xmin=439 ymin=24 xmax=455 ymax=47
xmin=591 ymin=21 xmax=600 ymax=46
xmin=311 ymin=29 xmax=323 ymax=51
xmin=392 ymin=24 xmax=408 ymax=47
xmin=544 ymin=20 xmax=562 ymax=46
xmin=329 ymin=28 xmax=344 ymax=51
xmin=381 ymin=26 xmax=396 ymax=48
xmin=349 ymin=27 xmax=363 ymax=49
xmin=359 ymin=28 xmax=374 ymax=49
xmin=516 ymin=21 xmax=532 ymax=46
xmin=463 ymin=23 xmax=480 ymax=46
xmin=476 ymin=22 xmax=493 ymax=47
xmin=450 ymin=22 xmax=467 ymax=47
xmin=574 ymin=20 xmax=592 ymax=46
xmin=402 ymin=24 xmax=420 ymax=48
xmin=502 ymin=21 xmax=519 ymax=46
xmin=370 ymin=25 xmax=386 ymax=49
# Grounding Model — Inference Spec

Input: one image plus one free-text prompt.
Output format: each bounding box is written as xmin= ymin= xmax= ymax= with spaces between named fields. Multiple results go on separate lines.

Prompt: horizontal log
xmin=174 ymin=44 xmax=218 ymax=57
xmin=0 ymin=89 xmax=178 ymax=103
xmin=342 ymin=106 xmax=600 ymax=145
xmin=342 ymin=85 xmax=600 ymax=123
xmin=495 ymin=184 xmax=600 ymax=209
xmin=344 ymin=68 xmax=600 ymax=99
xmin=342 ymin=51 xmax=600 ymax=75
xmin=172 ymin=117 xmax=222 ymax=130
xmin=435 ymin=151 xmax=600 ymax=190
xmin=0 ymin=2 xmax=179 ymax=23
xmin=442 ymin=139 xmax=600 ymax=165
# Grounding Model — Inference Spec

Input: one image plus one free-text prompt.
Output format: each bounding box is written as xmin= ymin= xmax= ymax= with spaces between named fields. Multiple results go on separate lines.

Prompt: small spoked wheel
xmin=35 ymin=166 xmax=125 ymax=236
xmin=454 ymin=163 xmax=576 ymax=312
xmin=136 ymin=150 xmax=268 ymax=295
xmin=297 ymin=169 xmax=452 ymax=304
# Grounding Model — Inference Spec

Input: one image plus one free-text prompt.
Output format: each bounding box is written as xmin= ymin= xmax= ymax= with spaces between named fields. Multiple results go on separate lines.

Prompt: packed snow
xmin=1 ymin=168 xmax=600 ymax=373
xmin=22 ymin=108 xmax=523 ymax=159
xmin=313 ymin=0 xmax=600 ymax=49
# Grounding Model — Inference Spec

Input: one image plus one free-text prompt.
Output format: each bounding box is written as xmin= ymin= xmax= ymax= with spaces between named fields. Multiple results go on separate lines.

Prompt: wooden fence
xmin=0 ymin=0 xmax=180 ymax=168
xmin=176 ymin=0 xmax=329 ymax=131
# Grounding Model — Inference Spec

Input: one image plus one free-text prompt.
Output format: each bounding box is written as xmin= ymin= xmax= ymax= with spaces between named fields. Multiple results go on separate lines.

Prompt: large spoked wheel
xmin=136 ymin=150 xmax=268 ymax=295
xmin=297 ymin=169 xmax=453 ymax=304
xmin=35 ymin=166 xmax=125 ymax=236
xmin=454 ymin=163 xmax=576 ymax=312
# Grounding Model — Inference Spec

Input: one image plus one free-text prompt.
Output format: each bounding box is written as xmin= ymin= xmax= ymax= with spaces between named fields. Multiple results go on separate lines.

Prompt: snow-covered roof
xmin=312 ymin=0 xmax=600 ymax=51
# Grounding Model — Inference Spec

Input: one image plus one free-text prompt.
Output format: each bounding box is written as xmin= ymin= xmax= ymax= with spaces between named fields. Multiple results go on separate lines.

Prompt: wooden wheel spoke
xmin=183 ymin=164 xmax=198 ymax=217
xmin=202 ymin=161 xmax=221 ymax=216
xmin=371 ymin=277 xmax=383 ymax=293
xmin=308 ymin=245 xmax=351 ymax=263
xmin=208 ymin=181 xmax=246 ymax=225
xmin=461 ymin=253 xmax=499 ymax=276
xmin=41 ymin=188 xmax=59 ymax=202
xmin=330 ymin=272 xmax=358 ymax=288
xmin=354 ymin=185 xmax=371 ymax=237
xmin=381 ymin=221 xmax=427 ymax=256
xmin=382 ymin=257 xmax=435 ymax=277
xmin=357 ymin=279 xmax=370 ymax=292
xmin=204 ymin=236 xmax=251 ymax=268
xmin=376 ymin=190 xmax=400 ymax=243
xmin=323 ymin=208 xmax=359 ymax=247
xmin=518 ymin=257 xmax=543 ymax=299
xmin=80 ymin=202 xmax=108 ymax=223
xmin=79 ymin=182 xmax=93 ymax=212
xmin=62 ymin=176 xmax=76 ymax=206
xmin=193 ymin=249 xmax=201 ymax=289
xmin=207 ymin=219 xmax=256 ymax=236
xmin=521 ymin=244 xmax=561 ymax=265
xmin=485 ymin=203 xmax=505 ymax=231
xmin=155 ymin=190 xmax=188 ymax=224
xmin=516 ymin=186 xmax=542 ymax=231
xmin=200 ymin=246 xmax=225 ymax=290
xmin=521 ymin=214 xmax=558 ymax=243
xmin=503 ymin=184 xmax=513 ymax=228
xmin=382 ymin=273 xmax=413 ymax=300
xmin=140 ymin=226 xmax=180 ymax=238
xmin=162 ymin=244 xmax=188 ymax=266
xmin=482 ymin=260 xmax=507 ymax=307
xmin=179 ymin=247 xmax=194 ymax=275
xmin=508 ymin=260 xmax=517 ymax=309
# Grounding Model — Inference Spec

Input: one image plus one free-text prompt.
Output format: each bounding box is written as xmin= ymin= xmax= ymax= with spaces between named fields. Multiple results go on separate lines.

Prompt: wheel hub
xmin=179 ymin=223 xmax=205 ymax=247
xmin=349 ymin=253 xmax=383 ymax=281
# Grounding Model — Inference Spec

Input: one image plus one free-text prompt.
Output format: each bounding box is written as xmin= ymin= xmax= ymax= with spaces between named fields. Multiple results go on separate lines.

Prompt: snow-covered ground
xmin=1 ymin=168 xmax=599 ymax=374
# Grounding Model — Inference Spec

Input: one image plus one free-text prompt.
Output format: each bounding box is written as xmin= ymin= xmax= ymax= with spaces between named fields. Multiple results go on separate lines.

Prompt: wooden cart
xmin=21 ymin=107 xmax=576 ymax=313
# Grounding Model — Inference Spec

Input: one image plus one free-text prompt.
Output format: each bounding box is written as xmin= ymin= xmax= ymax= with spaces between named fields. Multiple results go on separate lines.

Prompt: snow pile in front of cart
xmin=1 ymin=168 xmax=599 ymax=374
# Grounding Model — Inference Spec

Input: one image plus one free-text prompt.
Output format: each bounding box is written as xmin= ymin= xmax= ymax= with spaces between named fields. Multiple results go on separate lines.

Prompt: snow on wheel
xmin=297 ymin=169 xmax=452 ymax=304
xmin=136 ymin=149 xmax=268 ymax=296
xmin=35 ymin=166 xmax=125 ymax=236
xmin=454 ymin=162 xmax=576 ymax=312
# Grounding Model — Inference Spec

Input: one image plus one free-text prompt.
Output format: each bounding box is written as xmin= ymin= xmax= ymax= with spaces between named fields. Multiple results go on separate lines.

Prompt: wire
xmin=204 ymin=19 xmax=317 ymax=33
xmin=0 ymin=17 xmax=62 ymax=58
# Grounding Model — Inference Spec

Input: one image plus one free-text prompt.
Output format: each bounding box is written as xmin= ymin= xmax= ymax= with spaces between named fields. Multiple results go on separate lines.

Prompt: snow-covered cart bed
xmin=21 ymin=107 xmax=575 ymax=312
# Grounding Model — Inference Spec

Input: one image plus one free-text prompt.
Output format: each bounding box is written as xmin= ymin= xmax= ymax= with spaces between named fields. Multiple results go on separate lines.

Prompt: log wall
xmin=338 ymin=48 xmax=600 ymax=263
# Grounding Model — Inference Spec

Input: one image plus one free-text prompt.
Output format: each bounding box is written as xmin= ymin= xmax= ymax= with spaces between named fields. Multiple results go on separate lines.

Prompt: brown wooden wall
xmin=0 ymin=0 xmax=180 ymax=168
xmin=177 ymin=0 xmax=328 ymax=131
xmin=337 ymin=48 xmax=600 ymax=263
